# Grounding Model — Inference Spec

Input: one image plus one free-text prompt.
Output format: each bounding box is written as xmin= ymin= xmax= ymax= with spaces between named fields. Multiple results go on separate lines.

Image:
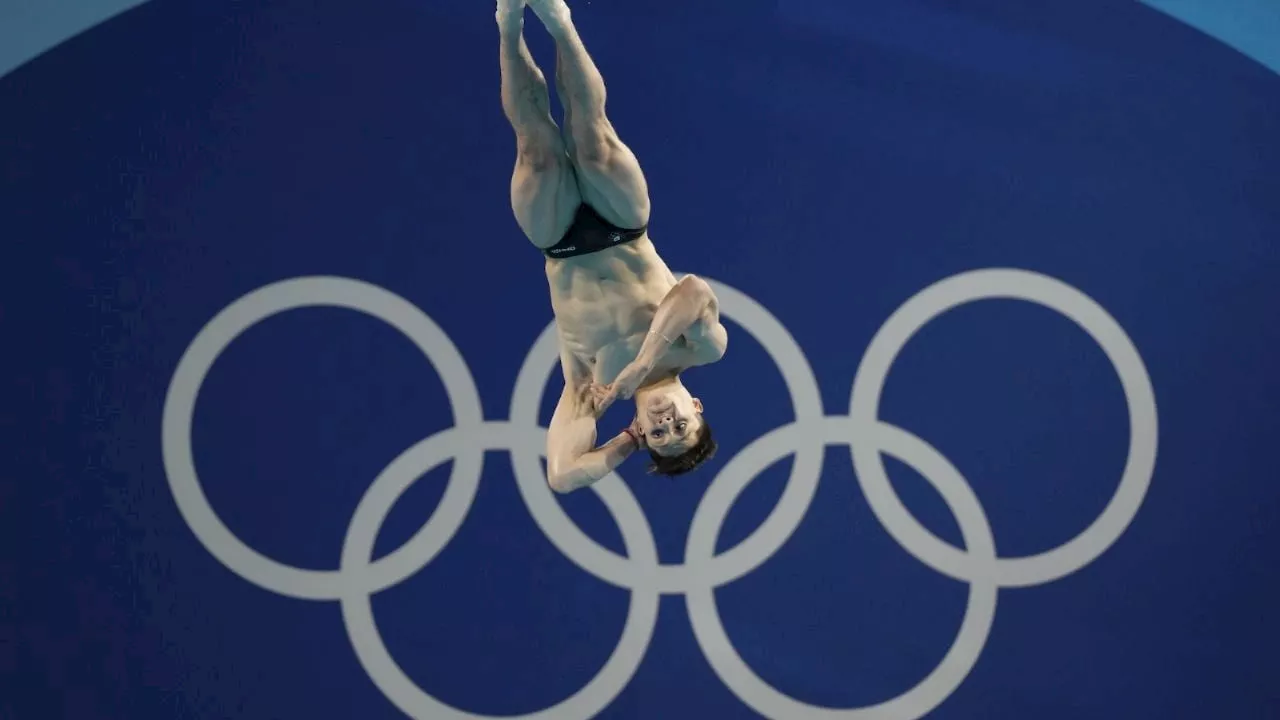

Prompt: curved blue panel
xmin=3 ymin=1 xmax=1278 ymax=719
xmin=3 ymin=1 xmax=1280 ymax=80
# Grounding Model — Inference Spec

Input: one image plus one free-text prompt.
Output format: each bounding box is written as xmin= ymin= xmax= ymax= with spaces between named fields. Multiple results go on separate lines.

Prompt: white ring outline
xmin=848 ymin=269 xmax=1159 ymax=588
xmin=507 ymin=278 xmax=826 ymax=594
xmin=160 ymin=267 xmax=1158 ymax=719
xmin=161 ymin=276 xmax=486 ymax=600
xmin=337 ymin=426 xmax=661 ymax=720
xmin=684 ymin=417 xmax=998 ymax=719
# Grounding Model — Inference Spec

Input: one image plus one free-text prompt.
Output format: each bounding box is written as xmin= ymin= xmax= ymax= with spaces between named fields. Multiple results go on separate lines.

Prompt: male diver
xmin=497 ymin=0 xmax=728 ymax=492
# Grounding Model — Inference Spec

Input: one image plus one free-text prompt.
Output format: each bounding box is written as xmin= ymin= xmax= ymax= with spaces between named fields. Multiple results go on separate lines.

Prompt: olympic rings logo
xmin=161 ymin=268 xmax=1158 ymax=719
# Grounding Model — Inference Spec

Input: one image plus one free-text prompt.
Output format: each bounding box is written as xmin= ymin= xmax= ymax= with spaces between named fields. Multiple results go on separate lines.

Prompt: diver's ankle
xmin=530 ymin=0 xmax=571 ymax=36
xmin=496 ymin=0 xmax=525 ymax=27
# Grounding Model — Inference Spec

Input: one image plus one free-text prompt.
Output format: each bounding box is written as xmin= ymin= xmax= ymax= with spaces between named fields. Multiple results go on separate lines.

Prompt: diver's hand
xmin=579 ymin=383 xmax=614 ymax=417
xmin=603 ymin=359 xmax=652 ymax=409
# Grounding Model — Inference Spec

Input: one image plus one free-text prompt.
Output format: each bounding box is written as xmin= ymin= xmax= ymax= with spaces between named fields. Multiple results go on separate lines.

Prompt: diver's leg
xmin=531 ymin=0 xmax=651 ymax=230
xmin=498 ymin=1 xmax=581 ymax=248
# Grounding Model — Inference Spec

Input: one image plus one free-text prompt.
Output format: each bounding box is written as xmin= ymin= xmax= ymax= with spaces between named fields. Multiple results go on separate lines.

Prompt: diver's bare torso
xmin=545 ymin=236 xmax=692 ymax=385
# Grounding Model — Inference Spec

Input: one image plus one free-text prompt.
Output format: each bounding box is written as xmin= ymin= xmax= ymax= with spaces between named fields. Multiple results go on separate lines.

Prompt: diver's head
xmin=633 ymin=376 xmax=717 ymax=476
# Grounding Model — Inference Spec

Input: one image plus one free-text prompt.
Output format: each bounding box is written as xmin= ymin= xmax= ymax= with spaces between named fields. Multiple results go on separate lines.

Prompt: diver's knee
xmin=516 ymin=137 xmax=564 ymax=172
xmin=568 ymin=119 xmax=618 ymax=165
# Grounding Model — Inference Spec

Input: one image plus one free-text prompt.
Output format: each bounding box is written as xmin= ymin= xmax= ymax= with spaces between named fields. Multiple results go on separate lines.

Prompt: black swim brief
xmin=542 ymin=204 xmax=647 ymax=259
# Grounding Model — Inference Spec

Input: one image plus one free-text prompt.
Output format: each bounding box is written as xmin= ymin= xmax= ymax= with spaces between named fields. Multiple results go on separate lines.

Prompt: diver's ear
xmin=693 ymin=397 xmax=703 ymax=413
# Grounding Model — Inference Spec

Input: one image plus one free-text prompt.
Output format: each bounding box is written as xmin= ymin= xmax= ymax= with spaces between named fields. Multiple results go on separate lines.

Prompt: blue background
xmin=3 ymin=0 xmax=1278 ymax=718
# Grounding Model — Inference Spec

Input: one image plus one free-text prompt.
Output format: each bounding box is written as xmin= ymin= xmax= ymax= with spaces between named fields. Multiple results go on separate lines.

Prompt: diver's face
xmin=636 ymin=387 xmax=704 ymax=457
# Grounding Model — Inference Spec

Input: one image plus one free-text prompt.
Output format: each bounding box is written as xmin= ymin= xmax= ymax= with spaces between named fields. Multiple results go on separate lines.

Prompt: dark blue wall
xmin=3 ymin=1 xmax=1278 ymax=718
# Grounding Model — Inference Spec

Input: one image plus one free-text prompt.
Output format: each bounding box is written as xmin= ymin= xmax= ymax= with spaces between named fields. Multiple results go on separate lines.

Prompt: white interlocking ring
xmin=161 ymin=268 xmax=1157 ymax=719
xmin=848 ymin=269 xmax=1159 ymax=588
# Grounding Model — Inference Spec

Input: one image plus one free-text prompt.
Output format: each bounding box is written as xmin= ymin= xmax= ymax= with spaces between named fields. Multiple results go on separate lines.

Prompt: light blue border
xmin=1138 ymin=0 xmax=1279 ymax=76
xmin=1 ymin=0 xmax=150 ymax=80
xmin=1 ymin=1 xmax=1277 ymax=81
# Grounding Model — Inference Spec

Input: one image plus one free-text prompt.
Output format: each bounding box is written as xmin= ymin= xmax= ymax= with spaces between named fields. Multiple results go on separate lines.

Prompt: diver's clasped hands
xmin=580 ymin=382 xmax=614 ymax=416
xmin=588 ymin=357 xmax=653 ymax=417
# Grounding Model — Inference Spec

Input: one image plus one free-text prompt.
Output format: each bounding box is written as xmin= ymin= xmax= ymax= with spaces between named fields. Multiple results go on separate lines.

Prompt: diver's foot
xmin=528 ymin=0 xmax=572 ymax=35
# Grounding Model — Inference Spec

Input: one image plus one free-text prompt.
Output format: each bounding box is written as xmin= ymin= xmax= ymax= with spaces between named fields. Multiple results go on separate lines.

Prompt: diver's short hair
xmin=647 ymin=415 xmax=716 ymax=477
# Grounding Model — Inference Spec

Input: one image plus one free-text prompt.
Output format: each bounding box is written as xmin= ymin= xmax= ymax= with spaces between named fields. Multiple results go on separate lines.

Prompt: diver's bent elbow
xmin=547 ymin=471 xmax=579 ymax=494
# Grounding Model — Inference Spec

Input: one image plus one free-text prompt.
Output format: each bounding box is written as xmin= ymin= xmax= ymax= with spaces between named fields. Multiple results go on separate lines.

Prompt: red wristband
xmin=622 ymin=427 xmax=641 ymax=448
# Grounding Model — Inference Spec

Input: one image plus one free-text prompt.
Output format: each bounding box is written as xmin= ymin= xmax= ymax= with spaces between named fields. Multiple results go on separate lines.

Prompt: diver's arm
xmin=600 ymin=275 xmax=727 ymax=406
xmin=545 ymin=382 xmax=640 ymax=493
xmin=636 ymin=274 xmax=727 ymax=369
xmin=546 ymin=339 xmax=641 ymax=493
